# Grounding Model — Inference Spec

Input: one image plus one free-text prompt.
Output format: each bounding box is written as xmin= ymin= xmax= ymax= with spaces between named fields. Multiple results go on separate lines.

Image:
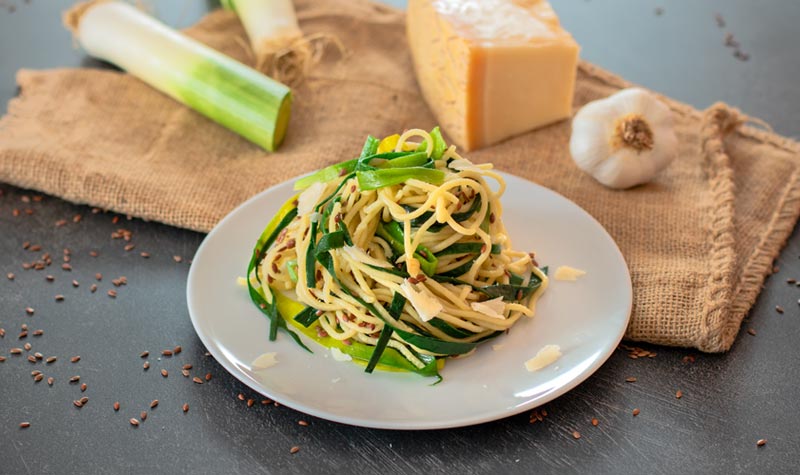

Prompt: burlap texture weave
xmin=1 ymin=0 xmax=799 ymax=352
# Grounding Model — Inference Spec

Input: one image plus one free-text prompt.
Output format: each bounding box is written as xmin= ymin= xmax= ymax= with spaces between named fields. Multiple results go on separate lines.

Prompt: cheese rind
xmin=408 ymin=0 xmax=580 ymax=150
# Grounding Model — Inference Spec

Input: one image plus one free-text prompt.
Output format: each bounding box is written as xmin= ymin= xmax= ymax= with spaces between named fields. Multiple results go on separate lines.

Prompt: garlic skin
xmin=570 ymin=88 xmax=678 ymax=189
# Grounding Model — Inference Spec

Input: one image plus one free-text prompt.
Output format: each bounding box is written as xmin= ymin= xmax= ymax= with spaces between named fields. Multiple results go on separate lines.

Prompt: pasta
xmin=247 ymin=128 xmax=548 ymax=378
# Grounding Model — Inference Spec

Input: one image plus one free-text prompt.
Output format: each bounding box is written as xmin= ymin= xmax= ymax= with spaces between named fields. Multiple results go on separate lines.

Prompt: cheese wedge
xmin=407 ymin=0 xmax=580 ymax=150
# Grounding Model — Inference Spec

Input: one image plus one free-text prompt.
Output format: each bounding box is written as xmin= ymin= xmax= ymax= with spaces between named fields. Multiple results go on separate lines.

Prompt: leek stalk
xmin=65 ymin=1 xmax=292 ymax=151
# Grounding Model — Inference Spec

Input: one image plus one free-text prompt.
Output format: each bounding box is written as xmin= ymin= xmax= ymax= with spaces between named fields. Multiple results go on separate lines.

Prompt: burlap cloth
xmin=1 ymin=0 xmax=799 ymax=352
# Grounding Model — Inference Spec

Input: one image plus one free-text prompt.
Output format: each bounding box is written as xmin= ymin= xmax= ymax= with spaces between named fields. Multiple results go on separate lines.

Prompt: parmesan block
xmin=407 ymin=0 xmax=580 ymax=150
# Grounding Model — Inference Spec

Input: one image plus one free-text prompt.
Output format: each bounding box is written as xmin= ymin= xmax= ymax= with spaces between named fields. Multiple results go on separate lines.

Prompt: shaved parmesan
xmin=330 ymin=347 xmax=353 ymax=362
xmin=236 ymin=276 xmax=248 ymax=286
xmin=470 ymin=297 xmax=506 ymax=319
xmin=251 ymin=352 xmax=278 ymax=370
xmin=525 ymin=345 xmax=561 ymax=372
xmin=297 ymin=181 xmax=326 ymax=216
xmin=449 ymin=158 xmax=481 ymax=172
xmin=400 ymin=280 xmax=442 ymax=322
xmin=554 ymin=266 xmax=586 ymax=281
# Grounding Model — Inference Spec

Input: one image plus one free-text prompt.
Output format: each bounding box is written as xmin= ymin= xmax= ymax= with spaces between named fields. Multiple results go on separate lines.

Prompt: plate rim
xmin=186 ymin=171 xmax=632 ymax=430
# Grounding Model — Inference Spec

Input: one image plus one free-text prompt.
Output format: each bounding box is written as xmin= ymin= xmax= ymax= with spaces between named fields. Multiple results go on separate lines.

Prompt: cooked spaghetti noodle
xmin=248 ymin=128 xmax=548 ymax=376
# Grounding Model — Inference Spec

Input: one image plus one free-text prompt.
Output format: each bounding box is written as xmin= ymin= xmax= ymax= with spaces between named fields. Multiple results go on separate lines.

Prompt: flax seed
xmin=173 ymin=255 xmax=183 ymax=263
xmin=290 ymin=446 xmax=300 ymax=454
xmin=572 ymin=431 xmax=581 ymax=440
xmin=33 ymin=330 xmax=43 ymax=337
xmin=89 ymin=250 xmax=98 ymax=257
xmin=182 ymin=364 xmax=192 ymax=370
xmin=46 ymin=357 xmax=56 ymax=364
xmin=72 ymin=280 xmax=79 ymax=288
xmin=182 ymin=403 xmax=189 ymax=413
xmin=0 ymin=356 xmax=5 ymax=362
xmin=54 ymin=295 xmax=64 ymax=302
xmin=173 ymin=345 xmax=182 ymax=354
xmin=591 ymin=418 xmax=599 ymax=426
xmin=193 ymin=377 xmax=204 ymax=385
xmin=298 ymin=420 xmax=309 ymax=426
xmin=261 ymin=399 xmax=272 ymax=405
xmin=140 ymin=411 xmax=147 ymax=421
xmin=757 ymin=439 xmax=767 ymax=447
xmin=73 ymin=400 xmax=83 ymax=408
xmin=676 ymin=390 xmax=683 ymax=399
xmin=124 ymin=244 xmax=135 ymax=252
xmin=747 ymin=328 xmax=757 ymax=336
xmin=776 ymin=305 xmax=784 ymax=314
xmin=19 ymin=331 xmax=28 ymax=339
xmin=19 ymin=422 xmax=30 ymax=429
xmin=161 ymin=369 xmax=168 ymax=378
xmin=140 ymin=351 xmax=149 ymax=358
xmin=70 ymin=356 xmax=80 ymax=363
xmin=143 ymin=362 xmax=150 ymax=370
xmin=45 ymin=275 xmax=54 ymax=282
xmin=80 ymin=397 xmax=88 ymax=405
xmin=633 ymin=408 xmax=640 ymax=416
xmin=6 ymin=272 xmax=14 ymax=280
xmin=107 ymin=290 xmax=117 ymax=298
xmin=25 ymin=307 xmax=34 ymax=315
xmin=140 ymin=252 xmax=150 ymax=258
xmin=34 ymin=374 xmax=43 ymax=382
xmin=162 ymin=350 xmax=173 ymax=357
xmin=238 ymin=394 xmax=245 ymax=401
xmin=114 ymin=402 xmax=120 ymax=411
xmin=27 ymin=356 xmax=36 ymax=363
xmin=625 ymin=377 xmax=637 ymax=383
xmin=62 ymin=263 xmax=72 ymax=271
xmin=129 ymin=418 xmax=139 ymax=427
xmin=81 ymin=383 xmax=87 ymax=392
xmin=150 ymin=400 xmax=159 ymax=409
xmin=24 ymin=343 xmax=31 ymax=351
xmin=34 ymin=352 xmax=43 ymax=360
xmin=69 ymin=375 xmax=80 ymax=383
xmin=47 ymin=377 xmax=54 ymax=385
xmin=181 ymin=370 xmax=190 ymax=377
xmin=247 ymin=399 xmax=254 ymax=407
xmin=90 ymin=284 xmax=97 ymax=293
xmin=10 ymin=348 xmax=22 ymax=355
xmin=205 ymin=373 xmax=212 ymax=381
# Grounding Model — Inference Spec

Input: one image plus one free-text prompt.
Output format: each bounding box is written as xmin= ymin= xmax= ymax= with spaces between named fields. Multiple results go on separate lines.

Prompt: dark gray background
xmin=1 ymin=1 xmax=799 ymax=474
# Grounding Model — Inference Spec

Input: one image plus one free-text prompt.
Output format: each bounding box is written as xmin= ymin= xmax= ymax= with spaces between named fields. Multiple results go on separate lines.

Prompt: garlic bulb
xmin=570 ymin=88 xmax=678 ymax=189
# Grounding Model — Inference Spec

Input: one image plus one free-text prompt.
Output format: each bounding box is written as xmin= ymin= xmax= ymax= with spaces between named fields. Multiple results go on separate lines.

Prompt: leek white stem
xmin=65 ymin=1 xmax=292 ymax=151
xmin=222 ymin=0 xmax=344 ymax=85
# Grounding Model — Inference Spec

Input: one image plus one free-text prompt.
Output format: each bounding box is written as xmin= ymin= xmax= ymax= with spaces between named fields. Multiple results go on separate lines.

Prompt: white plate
xmin=187 ymin=172 xmax=632 ymax=430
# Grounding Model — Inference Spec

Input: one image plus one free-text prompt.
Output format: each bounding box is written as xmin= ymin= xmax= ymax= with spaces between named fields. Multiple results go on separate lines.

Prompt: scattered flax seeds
xmin=19 ymin=422 xmax=31 ymax=429
xmin=162 ymin=350 xmax=173 ymax=357
xmin=747 ymin=328 xmax=757 ymax=336
xmin=619 ymin=344 xmax=656 ymax=359
xmin=298 ymin=420 xmax=309 ymax=427
xmin=633 ymin=408 xmax=641 ymax=416
xmin=70 ymin=356 xmax=80 ymax=363
xmin=290 ymin=446 xmax=300 ymax=454
xmin=775 ymin=306 xmax=784 ymax=314
xmin=182 ymin=403 xmax=189 ymax=413
xmin=205 ymin=373 xmax=212 ymax=382
xmin=129 ymin=418 xmax=140 ymax=427
xmin=140 ymin=411 xmax=147 ymax=421
xmin=757 ymin=439 xmax=767 ymax=447
xmin=676 ymin=390 xmax=683 ymax=399
xmin=143 ymin=362 xmax=150 ymax=370
xmin=114 ymin=402 xmax=120 ymax=411
xmin=150 ymin=400 xmax=159 ymax=409
xmin=193 ymin=377 xmax=204 ymax=385
xmin=529 ymin=408 xmax=548 ymax=424
xmin=47 ymin=377 xmax=54 ymax=386
xmin=625 ymin=377 xmax=637 ymax=383
xmin=161 ymin=369 xmax=168 ymax=378
xmin=140 ymin=351 xmax=149 ymax=358
xmin=107 ymin=290 xmax=117 ymax=298
xmin=173 ymin=345 xmax=182 ymax=354
xmin=572 ymin=431 xmax=581 ymax=440
xmin=173 ymin=255 xmax=183 ymax=263
xmin=591 ymin=418 xmax=599 ymax=427
xmin=247 ymin=399 xmax=254 ymax=407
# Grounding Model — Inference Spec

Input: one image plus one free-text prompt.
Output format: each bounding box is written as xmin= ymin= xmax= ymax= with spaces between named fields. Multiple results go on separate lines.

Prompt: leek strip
xmin=65 ymin=1 xmax=291 ymax=151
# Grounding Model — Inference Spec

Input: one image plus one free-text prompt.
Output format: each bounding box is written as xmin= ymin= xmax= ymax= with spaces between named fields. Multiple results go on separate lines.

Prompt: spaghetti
xmin=247 ymin=128 xmax=548 ymax=378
